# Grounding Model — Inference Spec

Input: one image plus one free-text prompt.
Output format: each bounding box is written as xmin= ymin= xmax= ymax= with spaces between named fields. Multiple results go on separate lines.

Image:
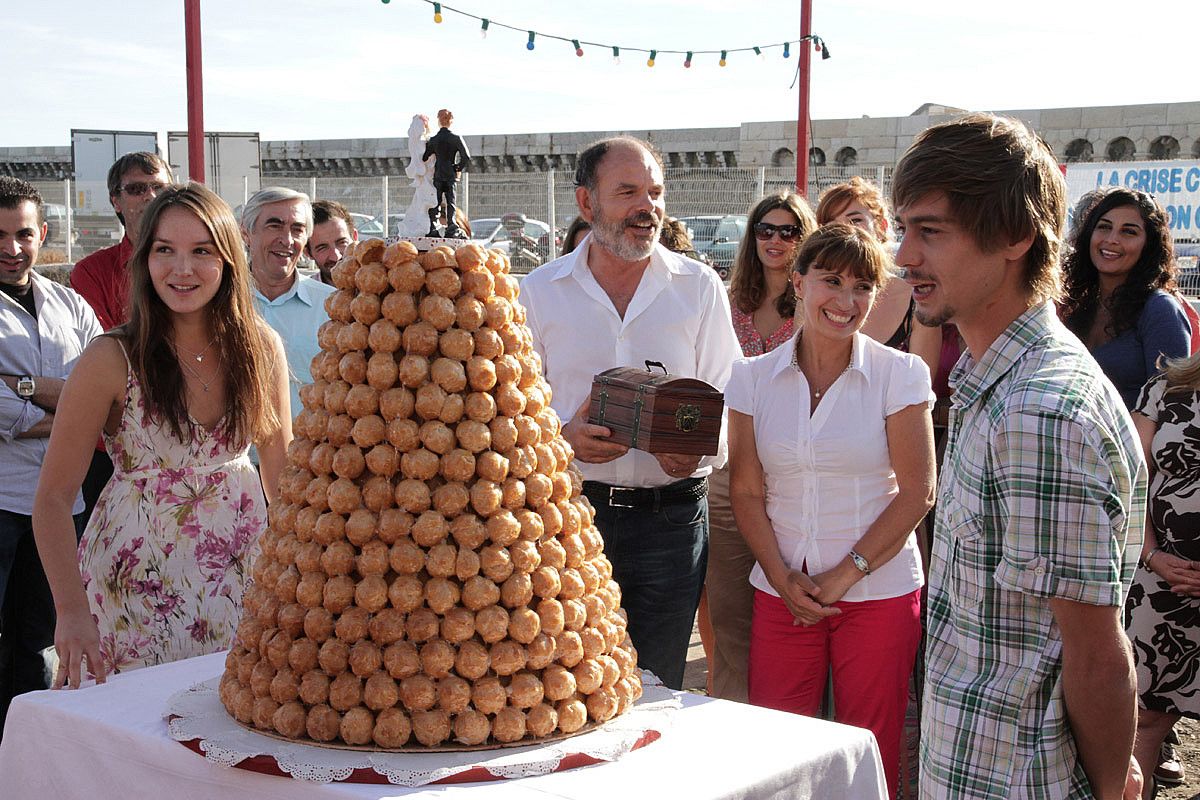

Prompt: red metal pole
xmin=796 ymin=0 xmax=812 ymax=195
xmin=184 ymin=0 xmax=206 ymax=183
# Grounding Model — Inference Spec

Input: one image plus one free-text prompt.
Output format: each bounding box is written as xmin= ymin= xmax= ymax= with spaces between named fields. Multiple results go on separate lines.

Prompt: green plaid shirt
xmin=921 ymin=303 xmax=1146 ymax=799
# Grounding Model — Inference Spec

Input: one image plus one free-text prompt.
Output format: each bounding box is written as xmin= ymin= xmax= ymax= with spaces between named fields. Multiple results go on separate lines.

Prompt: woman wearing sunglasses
xmin=1061 ymin=187 xmax=1191 ymax=409
xmin=702 ymin=190 xmax=817 ymax=703
xmin=727 ymin=224 xmax=935 ymax=799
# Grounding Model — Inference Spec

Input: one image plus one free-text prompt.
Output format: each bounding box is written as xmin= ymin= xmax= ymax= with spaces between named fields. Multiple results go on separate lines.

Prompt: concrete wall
xmin=4 ymin=101 xmax=1197 ymax=181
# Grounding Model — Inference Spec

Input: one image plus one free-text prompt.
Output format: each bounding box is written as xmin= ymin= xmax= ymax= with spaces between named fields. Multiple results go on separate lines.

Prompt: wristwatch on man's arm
xmin=16 ymin=376 xmax=35 ymax=399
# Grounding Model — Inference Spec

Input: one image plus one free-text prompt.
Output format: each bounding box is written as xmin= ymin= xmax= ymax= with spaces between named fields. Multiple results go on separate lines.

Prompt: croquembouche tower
xmin=218 ymin=239 xmax=642 ymax=749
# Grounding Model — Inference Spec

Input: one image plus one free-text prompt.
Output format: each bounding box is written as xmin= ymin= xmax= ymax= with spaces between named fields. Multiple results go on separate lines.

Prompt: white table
xmin=0 ymin=652 xmax=887 ymax=800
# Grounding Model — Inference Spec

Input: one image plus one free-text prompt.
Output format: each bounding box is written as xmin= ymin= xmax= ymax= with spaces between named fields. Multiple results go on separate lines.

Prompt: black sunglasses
xmin=753 ymin=222 xmax=802 ymax=242
xmin=120 ymin=180 xmax=170 ymax=197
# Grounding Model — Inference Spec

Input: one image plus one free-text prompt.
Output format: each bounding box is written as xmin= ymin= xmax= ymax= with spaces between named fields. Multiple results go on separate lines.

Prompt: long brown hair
xmin=124 ymin=182 xmax=279 ymax=446
xmin=728 ymin=190 xmax=817 ymax=318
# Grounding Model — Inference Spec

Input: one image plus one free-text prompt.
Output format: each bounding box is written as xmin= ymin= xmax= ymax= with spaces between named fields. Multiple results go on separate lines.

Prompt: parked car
xmin=357 ymin=212 xmax=406 ymax=240
xmin=349 ymin=212 xmax=375 ymax=237
xmin=42 ymin=203 xmax=76 ymax=247
xmin=1177 ymin=242 xmax=1200 ymax=296
xmin=678 ymin=214 xmax=747 ymax=279
xmin=470 ymin=217 xmax=554 ymax=254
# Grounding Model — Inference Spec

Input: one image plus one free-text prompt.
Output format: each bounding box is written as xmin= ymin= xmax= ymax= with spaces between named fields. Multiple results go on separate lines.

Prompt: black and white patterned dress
xmin=1127 ymin=374 xmax=1200 ymax=718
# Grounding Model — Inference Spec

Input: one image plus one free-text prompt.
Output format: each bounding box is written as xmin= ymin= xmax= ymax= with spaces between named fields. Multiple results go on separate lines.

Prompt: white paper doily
xmin=165 ymin=672 xmax=677 ymax=786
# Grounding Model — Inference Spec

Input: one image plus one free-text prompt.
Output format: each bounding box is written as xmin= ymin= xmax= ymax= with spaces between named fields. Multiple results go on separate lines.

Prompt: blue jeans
xmin=0 ymin=509 xmax=84 ymax=741
xmin=587 ymin=487 xmax=708 ymax=690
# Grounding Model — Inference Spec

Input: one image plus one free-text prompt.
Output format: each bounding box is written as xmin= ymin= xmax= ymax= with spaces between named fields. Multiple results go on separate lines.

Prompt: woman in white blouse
xmin=727 ymin=223 xmax=935 ymax=799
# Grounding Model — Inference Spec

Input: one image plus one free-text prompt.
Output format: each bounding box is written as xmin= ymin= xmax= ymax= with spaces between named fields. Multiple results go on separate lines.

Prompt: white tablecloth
xmin=0 ymin=652 xmax=887 ymax=800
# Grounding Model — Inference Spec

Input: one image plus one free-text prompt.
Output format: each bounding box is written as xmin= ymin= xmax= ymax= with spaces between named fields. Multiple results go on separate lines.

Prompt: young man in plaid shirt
xmin=894 ymin=114 xmax=1147 ymax=799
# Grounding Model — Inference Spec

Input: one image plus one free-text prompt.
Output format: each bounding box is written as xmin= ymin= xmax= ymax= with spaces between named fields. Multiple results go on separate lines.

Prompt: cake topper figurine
xmin=422 ymin=108 xmax=471 ymax=239
xmin=399 ymin=114 xmax=439 ymax=238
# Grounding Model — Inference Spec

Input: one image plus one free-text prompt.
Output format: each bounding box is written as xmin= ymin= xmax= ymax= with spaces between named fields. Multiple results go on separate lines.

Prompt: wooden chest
xmin=587 ymin=363 xmax=725 ymax=456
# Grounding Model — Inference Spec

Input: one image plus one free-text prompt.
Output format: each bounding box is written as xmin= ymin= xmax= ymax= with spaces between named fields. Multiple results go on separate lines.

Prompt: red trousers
xmin=748 ymin=588 xmax=921 ymax=800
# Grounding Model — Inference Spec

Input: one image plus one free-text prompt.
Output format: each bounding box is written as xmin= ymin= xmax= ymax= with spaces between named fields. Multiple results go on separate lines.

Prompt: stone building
xmin=2 ymin=101 xmax=1197 ymax=181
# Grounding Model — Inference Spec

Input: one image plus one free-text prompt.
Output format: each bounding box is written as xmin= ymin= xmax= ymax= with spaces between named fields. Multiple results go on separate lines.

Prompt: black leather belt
xmin=582 ymin=477 xmax=708 ymax=510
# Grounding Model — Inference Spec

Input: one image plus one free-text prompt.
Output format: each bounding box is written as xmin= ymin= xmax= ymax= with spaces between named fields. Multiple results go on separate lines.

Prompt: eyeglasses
xmin=753 ymin=222 xmax=803 ymax=242
xmin=119 ymin=181 xmax=169 ymax=197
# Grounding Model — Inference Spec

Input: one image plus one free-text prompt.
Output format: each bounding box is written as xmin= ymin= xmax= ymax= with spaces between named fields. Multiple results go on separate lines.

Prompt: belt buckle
xmin=608 ymin=486 xmax=637 ymax=509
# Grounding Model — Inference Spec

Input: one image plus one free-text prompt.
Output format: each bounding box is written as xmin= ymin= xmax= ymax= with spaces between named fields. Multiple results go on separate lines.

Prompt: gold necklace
xmin=174 ymin=337 xmax=217 ymax=363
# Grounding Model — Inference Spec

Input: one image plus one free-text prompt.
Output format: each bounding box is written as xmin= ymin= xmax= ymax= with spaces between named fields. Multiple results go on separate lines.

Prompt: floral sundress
xmin=78 ymin=345 xmax=267 ymax=674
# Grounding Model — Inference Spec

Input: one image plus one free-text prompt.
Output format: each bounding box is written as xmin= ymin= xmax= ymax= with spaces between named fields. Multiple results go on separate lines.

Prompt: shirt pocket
xmin=941 ymin=499 xmax=989 ymax=615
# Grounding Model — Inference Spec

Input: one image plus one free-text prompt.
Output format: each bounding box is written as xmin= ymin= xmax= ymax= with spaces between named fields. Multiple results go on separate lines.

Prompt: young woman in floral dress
xmin=34 ymin=183 xmax=291 ymax=687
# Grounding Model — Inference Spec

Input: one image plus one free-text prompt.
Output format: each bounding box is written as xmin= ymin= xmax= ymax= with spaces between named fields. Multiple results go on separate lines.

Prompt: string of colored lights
xmin=379 ymin=0 xmax=830 ymax=66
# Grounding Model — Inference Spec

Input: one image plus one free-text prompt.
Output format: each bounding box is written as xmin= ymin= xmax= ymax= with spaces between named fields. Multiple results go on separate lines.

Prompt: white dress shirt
xmin=521 ymin=235 xmax=741 ymax=488
xmin=725 ymin=331 xmax=933 ymax=602
xmin=0 ymin=273 xmax=103 ymax=515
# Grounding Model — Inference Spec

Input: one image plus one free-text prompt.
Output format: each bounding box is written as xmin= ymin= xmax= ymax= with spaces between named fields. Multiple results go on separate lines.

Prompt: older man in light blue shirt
xmin=241 ymin=187 xmax=334 ymax=424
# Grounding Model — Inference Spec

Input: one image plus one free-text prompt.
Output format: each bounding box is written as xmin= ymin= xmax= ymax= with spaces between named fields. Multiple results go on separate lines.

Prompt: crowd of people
xmin=0 ymin=110 xmax=1196 ymax=800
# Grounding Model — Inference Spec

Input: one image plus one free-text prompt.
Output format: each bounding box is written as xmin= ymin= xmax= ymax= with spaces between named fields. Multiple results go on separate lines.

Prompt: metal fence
xmin=32 ymin=164 xmax=1200 ymax=301
xmin=33 ymin=165 xmax=895 ymax=264
xmin=270 ymin=165 xmax=894 ymax=237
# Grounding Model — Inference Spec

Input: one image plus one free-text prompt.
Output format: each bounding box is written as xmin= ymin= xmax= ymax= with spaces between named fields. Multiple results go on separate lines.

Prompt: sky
xmin=10 ymin=0 xmax=1198 ymax=148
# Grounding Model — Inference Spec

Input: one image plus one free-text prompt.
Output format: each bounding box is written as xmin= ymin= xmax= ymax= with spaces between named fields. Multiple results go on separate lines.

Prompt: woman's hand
xmin=53 ymin=608 xmax=107 ymax=689
xmin=809 ymin=567 xmax=857 ymax=607
xmin=766 ymin=566 xmax=840 ymax=626
xmin=1150 ymin=551 xmax=1200 ymax=596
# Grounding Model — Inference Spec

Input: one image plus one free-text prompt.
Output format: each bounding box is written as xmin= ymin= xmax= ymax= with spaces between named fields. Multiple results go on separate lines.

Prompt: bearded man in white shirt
xmin=521 ymin=137 xmax=740 ymax=689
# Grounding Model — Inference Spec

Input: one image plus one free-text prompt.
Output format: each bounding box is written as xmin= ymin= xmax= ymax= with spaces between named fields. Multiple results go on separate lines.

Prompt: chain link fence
xmin=33 ymin=165 xmax=901 ymax=266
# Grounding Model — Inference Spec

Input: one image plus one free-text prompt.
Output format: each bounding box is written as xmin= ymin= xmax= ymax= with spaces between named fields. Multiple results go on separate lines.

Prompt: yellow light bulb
xmin=719 ymin=58 xmax=727 ymax=67
xmin=434 ymin=11 xmax=442 ymax=22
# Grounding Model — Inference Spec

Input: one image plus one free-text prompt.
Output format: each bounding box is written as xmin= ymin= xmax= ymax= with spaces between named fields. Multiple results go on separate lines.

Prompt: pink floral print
xmin=77 ymin=361 xmax=267 ymax=675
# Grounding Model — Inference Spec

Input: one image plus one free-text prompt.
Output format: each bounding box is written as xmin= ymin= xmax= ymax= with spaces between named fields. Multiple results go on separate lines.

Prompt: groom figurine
xmin=423 ymin=109 xmax=470 ymax=238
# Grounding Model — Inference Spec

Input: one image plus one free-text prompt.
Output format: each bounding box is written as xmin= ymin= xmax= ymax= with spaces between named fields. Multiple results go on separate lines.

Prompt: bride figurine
xmin=398 ymin=114 xmax=439 ymax=238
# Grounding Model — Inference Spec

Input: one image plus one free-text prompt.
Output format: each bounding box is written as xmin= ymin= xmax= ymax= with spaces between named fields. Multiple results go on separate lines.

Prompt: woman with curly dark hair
xmin=1062 ymin=187 xmax=1191 ymax=408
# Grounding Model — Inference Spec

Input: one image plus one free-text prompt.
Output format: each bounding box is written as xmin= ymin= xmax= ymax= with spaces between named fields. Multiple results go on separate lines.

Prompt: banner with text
xmin=1065 ymin=160 xmax=1200 ymax=240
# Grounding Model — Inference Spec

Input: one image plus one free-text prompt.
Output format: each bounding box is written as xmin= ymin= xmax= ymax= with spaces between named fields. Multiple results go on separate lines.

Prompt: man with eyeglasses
xmin=521 ymin=136 xmax=740 ymax=690
xmin=71 ymin=152 xmax=172 ymax=331
xmin=69 ymin=152 xmax=172 ymax=524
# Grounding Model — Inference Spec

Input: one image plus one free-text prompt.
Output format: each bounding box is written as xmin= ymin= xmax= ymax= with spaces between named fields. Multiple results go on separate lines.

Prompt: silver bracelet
xmin=1141 ymin=547 xmax=1162 ymax=572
